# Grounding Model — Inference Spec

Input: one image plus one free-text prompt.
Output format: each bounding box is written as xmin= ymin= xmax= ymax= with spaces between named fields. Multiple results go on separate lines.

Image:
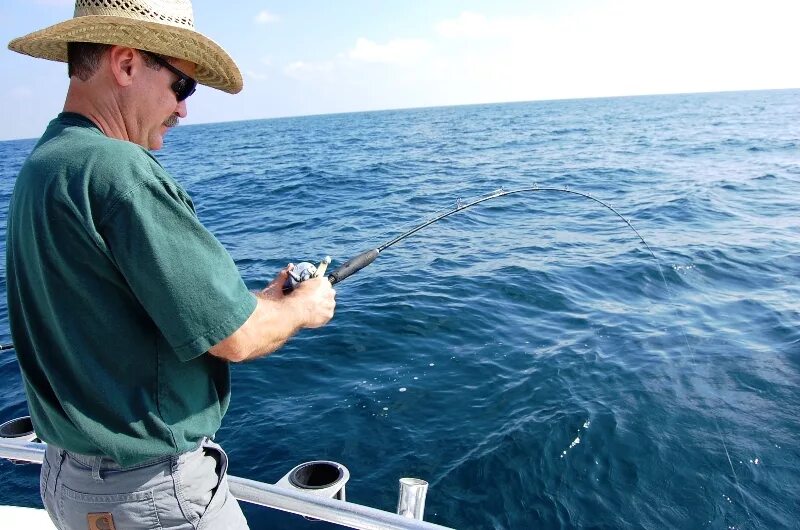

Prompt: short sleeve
xmin=99 ymin=174 xmax=257 ymax=361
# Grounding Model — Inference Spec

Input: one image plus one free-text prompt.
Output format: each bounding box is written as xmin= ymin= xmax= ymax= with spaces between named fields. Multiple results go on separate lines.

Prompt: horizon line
xmin=2 ymin=86 xmax=797 ymax=143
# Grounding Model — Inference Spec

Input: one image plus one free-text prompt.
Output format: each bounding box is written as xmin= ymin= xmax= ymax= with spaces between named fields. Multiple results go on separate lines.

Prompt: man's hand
xmin=258 ymin=264 xmax=336 ymax=327
xmin=288 ymin=276 xmax=336 ymax=329
xmin=260 ymin=263 xmax=293 ymax=300
xmin=209 ymin=265 xmax=337 ymax=362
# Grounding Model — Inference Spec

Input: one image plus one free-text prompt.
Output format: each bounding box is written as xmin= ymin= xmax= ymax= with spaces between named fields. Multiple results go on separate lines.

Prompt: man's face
xmin=138 ymin=55 xmax=197 ymax=150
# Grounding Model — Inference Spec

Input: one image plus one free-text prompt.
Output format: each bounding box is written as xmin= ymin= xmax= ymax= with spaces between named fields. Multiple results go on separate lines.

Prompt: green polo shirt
xmin=6 ymin=113 xmax=257 ymax=467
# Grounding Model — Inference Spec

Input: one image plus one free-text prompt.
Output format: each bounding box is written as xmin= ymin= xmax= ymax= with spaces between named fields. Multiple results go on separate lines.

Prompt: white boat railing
xmin=0 ymin=439 xmax=455 ymax=530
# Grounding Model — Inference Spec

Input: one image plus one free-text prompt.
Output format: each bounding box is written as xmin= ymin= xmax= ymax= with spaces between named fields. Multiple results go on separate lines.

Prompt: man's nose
xmin=176 ymin=99 xmax=188 ymax=118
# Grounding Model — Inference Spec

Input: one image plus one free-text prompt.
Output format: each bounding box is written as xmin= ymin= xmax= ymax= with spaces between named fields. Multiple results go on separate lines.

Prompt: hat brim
xmin=8 ymin=15 xmax=243 ymax=94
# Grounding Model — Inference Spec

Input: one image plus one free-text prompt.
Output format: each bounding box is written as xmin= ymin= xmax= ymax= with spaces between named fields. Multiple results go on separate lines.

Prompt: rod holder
xmin=0 ymin=416 xmax=38 ymax=443
xmin=276 ymin=460 xmax=350 ymax=501
xmin=397 ymin=478 xmax=428 ymax=520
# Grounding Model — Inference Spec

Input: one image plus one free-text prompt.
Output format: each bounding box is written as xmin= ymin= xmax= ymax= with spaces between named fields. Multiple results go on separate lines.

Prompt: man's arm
xmin=209 ymin=267 xmax=336 ymax=362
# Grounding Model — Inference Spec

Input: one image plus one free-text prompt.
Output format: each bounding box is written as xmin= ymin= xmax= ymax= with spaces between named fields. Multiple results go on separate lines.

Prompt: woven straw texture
xmin=7 ymin=0 xmax=242 ymax=94
xmin=74 ymin=0 xmax=194 ymax=27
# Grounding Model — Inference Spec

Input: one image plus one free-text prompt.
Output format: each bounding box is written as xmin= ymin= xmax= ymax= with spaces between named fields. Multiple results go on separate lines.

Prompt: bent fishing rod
xmin=3 ymin=186 xmax=658 ymax=351
xmin=283 ymin=185 xmax=662 ymax=291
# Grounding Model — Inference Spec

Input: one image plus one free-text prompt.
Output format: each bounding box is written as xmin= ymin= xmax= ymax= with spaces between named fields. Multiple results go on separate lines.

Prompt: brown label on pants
xmin=87 ymin=513 xmax=116 ymax=530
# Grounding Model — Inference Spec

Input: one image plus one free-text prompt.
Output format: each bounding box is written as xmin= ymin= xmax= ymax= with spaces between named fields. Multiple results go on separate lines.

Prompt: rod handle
xmin=328 ymin=249 xmax=380 ymax=285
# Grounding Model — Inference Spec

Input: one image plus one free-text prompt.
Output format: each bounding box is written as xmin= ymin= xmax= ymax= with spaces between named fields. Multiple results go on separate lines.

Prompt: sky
xmin=1 ymin=0 xmax=799 ymax=141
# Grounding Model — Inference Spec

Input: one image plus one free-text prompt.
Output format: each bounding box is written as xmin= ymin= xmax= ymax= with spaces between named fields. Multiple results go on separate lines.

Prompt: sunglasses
xmin=141 ymin=51 xmax=197 ymax=102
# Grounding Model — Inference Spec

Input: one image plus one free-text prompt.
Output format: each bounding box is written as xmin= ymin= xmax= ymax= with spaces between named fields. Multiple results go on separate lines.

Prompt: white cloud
xmin=283 ymin=61 xmax=335 ymax=80
xmin=254 ymin=10 xmax=279 ymax=24
xmin=348 ymin=38 xmax=431 ymax=64
xmin=426 ymin=0 xmax=800 ymax=101
xmin=240 ymin=1 xmax=800 ymax=118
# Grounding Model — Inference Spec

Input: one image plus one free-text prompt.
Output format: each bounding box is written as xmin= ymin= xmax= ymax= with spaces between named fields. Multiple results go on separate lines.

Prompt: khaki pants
xmin=40 ymin=440 xmax=249 ymax=530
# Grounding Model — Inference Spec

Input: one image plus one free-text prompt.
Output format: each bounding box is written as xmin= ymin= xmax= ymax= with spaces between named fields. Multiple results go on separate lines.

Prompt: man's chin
xmin=149 ymin=130 xmax=166 ymax=151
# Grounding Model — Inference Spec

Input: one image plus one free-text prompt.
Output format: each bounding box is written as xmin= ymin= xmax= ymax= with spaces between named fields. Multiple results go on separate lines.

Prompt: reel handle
xmin=315 ymin=256 xmax=331 ymax=277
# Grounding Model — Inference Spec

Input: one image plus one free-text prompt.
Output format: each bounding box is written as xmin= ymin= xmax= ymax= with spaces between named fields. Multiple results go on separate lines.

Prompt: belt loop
xmin=91 ymin=457 xmax=104 ymax=482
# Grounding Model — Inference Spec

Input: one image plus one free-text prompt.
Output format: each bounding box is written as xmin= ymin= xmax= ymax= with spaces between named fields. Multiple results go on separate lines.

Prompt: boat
xmin=1 ymin=415 xmax=454 ymax=529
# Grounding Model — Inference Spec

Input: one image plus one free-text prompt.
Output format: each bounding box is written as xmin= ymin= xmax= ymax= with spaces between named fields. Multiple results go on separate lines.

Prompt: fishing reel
xmin=282 ymin=256 xmax=331 ymax=293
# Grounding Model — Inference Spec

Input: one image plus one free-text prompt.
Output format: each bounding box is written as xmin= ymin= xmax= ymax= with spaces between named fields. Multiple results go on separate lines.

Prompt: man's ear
xmin=108 ymin=46 xmax=137 ymax=88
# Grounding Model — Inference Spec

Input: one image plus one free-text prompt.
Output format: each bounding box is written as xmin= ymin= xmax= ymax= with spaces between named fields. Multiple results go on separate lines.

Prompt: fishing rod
xmin=318 ymin=185 xmax=662 ymax=287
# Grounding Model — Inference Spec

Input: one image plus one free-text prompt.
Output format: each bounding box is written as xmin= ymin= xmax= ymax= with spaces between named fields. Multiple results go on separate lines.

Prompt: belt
xmin=54 ymin=437 xmax=209 ymax=473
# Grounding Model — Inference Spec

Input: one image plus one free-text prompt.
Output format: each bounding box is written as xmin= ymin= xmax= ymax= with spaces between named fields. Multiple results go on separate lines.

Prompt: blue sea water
xmin=0 ymin=90 xmax=799 ymax=529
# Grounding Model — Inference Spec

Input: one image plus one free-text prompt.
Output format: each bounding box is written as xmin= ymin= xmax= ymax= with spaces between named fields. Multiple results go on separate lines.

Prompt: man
xmin=6 ymin=1 xmax=336 ymax=528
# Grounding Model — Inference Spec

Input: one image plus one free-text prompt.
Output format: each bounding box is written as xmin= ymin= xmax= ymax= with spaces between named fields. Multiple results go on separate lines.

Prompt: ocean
xmin=0 ymin=89 xmax=798 ymax=529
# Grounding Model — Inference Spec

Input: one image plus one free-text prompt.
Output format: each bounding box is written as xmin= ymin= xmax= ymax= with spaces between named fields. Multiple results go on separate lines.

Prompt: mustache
xmin=163 ymin=115 xmax=180 ymax=128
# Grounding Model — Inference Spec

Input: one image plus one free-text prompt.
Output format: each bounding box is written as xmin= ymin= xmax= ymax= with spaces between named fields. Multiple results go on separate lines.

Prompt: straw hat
xmin=8 ymin=0 xmax=243 ymax=94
